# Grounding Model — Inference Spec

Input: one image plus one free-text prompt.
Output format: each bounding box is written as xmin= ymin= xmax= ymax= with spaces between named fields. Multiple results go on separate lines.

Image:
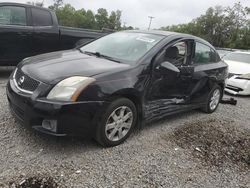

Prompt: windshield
xmin=223 ymin=52 xmax=250 ymax=64
xmin=80 ymin=32 xmax=164 ymax=63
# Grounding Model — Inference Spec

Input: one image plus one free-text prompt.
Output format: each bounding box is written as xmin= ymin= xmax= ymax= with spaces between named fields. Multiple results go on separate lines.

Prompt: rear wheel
xmin=95 ymin=98 xmax=137 ymax=147
xmin=202 ymin=85 xmax=222 ymax=113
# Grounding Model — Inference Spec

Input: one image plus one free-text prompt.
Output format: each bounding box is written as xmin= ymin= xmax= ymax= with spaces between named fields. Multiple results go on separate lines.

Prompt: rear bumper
xmin=7 ymin=79 xmax=109 ymax=137
xmin=225 ymin=77 xmax=250 ymax=96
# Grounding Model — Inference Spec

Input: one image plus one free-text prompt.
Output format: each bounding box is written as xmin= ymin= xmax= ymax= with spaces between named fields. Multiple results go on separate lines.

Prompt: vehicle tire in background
xmin=95 ymin=98 xmax=137 ymax=147
xmin=202 ymin=85 xmax=222 ymax=113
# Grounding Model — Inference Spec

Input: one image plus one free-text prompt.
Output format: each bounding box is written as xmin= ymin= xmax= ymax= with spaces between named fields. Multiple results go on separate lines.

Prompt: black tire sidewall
xmin=204 ymin=85 xmax=222 ymax=113
xmin=95 ymin=98 xmax=137 ymax=147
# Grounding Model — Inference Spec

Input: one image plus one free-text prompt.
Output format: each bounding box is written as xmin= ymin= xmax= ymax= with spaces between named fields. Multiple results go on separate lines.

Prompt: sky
xmin=2 ymin=0 xmax=250 ymax=29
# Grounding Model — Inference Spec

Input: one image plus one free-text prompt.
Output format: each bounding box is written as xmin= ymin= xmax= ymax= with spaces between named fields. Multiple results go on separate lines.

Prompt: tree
xmin=56 ymin=4 xmax=76 ymax=27
xmin=84 ymin=10 xmax=97 ymax=29
xmin=48 ymin=1 xmax=123 ymax=31
xmin=224 ymin=2 xmax=248 ymax=48
xmin=108 ymin=10 xmax=122 ymax=30
xmin=161 ymin=2 xmax=250 ymax=49
xmin=95 ymin=8 xmax=109 ymax=30
xmin=49 ymin=0 xmax=63 ymax=10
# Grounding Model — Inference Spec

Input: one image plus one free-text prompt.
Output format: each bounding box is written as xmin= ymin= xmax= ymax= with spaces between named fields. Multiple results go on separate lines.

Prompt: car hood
xmin=20 ymin=50 xmax=130 ymax=84
xmin=224 ymin=60 xmax=250 ymax=75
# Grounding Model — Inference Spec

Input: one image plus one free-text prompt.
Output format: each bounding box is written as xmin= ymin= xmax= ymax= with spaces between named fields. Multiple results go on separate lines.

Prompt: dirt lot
xmin=0 ymin=67 xmax=249 ymax=188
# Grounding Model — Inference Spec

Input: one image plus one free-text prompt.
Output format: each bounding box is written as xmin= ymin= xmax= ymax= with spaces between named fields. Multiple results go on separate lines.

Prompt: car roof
xmin=0 ymin=2 xmax=51 ymax=12
xmin=127 ymin=29 xmax=181 ymax=36
xmin=124 ymin=30 xmax=213 ymax=47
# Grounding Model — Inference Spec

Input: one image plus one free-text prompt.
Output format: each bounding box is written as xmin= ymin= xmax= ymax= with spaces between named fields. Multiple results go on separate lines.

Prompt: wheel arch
xmin=207 ymin=79 xmax=225 ymax=100
xmin=107 ymin=89 xmax=144 ymax=129
xmin=217 ymin=81 xmax=225 ymax=100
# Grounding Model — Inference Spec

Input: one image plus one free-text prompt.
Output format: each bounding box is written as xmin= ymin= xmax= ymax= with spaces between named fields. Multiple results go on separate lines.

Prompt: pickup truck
xmin=0 ymin=2 xmax=107 ymax=66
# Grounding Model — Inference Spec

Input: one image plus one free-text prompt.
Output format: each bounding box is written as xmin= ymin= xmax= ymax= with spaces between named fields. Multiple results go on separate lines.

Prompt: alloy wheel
xmin=209 ymin=89 xmax=221 ymax=111
xmin=105 ymin=106 xmax=133 ymax=142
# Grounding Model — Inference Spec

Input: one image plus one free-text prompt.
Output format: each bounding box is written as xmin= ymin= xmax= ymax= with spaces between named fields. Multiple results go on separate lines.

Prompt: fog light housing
xmin=42 ymin=120 xmax=57 ymax=133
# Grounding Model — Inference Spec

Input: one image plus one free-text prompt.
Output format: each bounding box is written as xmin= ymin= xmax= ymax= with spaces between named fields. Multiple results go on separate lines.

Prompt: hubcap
xmin=105 ymin=106 xmax=133 ymax=142
xmin=209 ymin=89 xmax=220 ymax=111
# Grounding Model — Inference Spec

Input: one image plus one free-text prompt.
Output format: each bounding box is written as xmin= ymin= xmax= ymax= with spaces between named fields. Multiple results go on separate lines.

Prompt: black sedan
xmin=7 ymin=30 xmax=228 ymax=147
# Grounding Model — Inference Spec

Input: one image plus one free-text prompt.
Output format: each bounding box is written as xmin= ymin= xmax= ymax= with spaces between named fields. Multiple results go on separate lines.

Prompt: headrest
xmin=165 ymin=46 xmax=179 ymax=59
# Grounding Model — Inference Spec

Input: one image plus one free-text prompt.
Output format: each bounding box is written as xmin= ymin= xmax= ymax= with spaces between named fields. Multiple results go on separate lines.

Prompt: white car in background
xmin=223 ymin=51 xmax=250 ymax=95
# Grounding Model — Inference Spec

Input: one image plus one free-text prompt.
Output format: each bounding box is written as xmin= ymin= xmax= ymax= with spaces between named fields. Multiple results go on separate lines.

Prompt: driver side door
xmin=145 ymin=39 xmax=196 ymax=121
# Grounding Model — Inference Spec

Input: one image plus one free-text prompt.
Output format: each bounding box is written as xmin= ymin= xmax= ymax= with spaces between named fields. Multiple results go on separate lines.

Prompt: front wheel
xmin=202 ymin=85 xmax=222 ymax=113
xmin=95 ymin=98 xmax=137 ymax=147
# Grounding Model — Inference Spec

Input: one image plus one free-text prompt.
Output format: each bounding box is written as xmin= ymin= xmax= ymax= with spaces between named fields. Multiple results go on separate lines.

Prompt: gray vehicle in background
xmin=0 ymin=2 xmax=108 ymax=66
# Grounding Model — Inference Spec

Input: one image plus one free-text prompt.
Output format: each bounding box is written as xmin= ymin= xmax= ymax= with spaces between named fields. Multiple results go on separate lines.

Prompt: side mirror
xmin=160 ymin=61 xmax=180 ymax=73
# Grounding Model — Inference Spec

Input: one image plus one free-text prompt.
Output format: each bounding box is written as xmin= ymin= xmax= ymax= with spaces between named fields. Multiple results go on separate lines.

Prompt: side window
xmin=0 ymin=6 xmax=27 ymax=26
xmin=158 ymin=41 xmax=188 ymax=66
xmin=210 ymin=49 xmax=218 ymax=62
xmin=173 ymin=42 xmax=187 ymax=56
xmin=32 ymin=8 xmax=52 ymax=26
xmin=194 ymin=42 xmax=217 ymax=64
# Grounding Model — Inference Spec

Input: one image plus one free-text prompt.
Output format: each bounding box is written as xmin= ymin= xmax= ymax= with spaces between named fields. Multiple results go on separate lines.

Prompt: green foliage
xmin=161 ymin=2 xmax=250 ymax=49
xmin=84 ymin=10 xmax=96 ymax=29
xmin=48 ymin=0 xmax=63 ymax=10
xmin=49 ymin=1 xmax=123 ymax=31
xmin=108 ymin=10 xmax=122 ymax=30
xmin=56 ymin=4 xmax=77 ymax=27
xmin=95 ymin=8 xmax=109 ymax=29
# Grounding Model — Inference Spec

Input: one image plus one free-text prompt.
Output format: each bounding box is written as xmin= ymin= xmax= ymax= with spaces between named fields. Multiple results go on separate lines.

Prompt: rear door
xmin=0 ymin=5 xmax=33 ymax=65
xmin=188 ymin=41 xmax=225 ymax=104
xmin=31 ymin=8 xmax=59 ymax=55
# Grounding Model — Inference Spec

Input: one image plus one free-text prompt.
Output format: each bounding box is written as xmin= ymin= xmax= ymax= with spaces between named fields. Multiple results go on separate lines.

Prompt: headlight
xmin=236 ymin=73 xmax=250 ymax=80
xmin=47 ymin=76 xmax=96 ymax=101
xmin=13 ymin=68 xmax=17 ymax=78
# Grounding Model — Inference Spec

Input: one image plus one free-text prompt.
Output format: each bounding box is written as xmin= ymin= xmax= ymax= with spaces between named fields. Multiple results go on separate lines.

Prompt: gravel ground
xmin=0 ymin=67 xmax=249 ymax=188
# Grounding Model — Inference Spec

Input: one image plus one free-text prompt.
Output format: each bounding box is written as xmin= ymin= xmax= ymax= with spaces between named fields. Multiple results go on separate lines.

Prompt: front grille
xmin=14 ymin=69 xmax=40 ymax=92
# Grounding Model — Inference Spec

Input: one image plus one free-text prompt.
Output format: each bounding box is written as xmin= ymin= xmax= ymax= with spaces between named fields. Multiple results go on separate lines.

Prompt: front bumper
xmin=7 ymin=79 xmax=109 ymax=137
xmin=225 ymin=76 xmax=250 ymax=96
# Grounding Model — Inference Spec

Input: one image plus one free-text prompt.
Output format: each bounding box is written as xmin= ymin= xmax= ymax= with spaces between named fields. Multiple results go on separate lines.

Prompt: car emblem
xmin=17 ymin=76 xmax=25 ymax=86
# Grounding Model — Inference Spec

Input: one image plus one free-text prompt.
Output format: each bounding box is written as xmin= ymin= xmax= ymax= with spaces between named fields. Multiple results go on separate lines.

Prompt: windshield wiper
xmin=98 ymin=53 xmax=121 ymax=63
xmin=81 ymin=50 xmax=97 ymax=56
xmin=82 ymin=51 xmax=121 ymax=63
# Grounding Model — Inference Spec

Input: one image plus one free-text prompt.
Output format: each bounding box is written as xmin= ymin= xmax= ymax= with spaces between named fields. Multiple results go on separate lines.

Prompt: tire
xmin=95 ymin=98 xmax=137 ymax=147
xmin=202 ymin=85 xmax=222 ymax=113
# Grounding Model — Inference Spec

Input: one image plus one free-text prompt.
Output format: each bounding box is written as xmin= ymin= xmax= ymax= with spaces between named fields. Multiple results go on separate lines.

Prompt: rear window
xmin=0 ymin=6 xmax=26 ymax=26
xmin=32 ymin=8 xmax=52 ymax=26
xmin=194 ymin=42 xmax=217 ymax=64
